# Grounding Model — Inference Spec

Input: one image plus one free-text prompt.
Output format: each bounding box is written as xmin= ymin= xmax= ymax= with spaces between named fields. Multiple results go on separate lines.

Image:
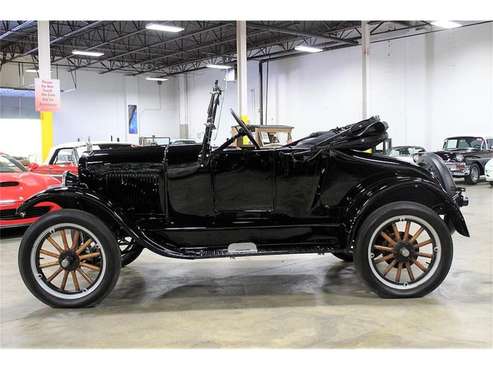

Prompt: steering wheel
xmin=230 ymin=109 xmax=260 ymax=149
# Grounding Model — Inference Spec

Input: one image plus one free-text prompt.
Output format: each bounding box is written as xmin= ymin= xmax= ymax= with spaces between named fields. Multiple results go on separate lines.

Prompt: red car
xmin=30 ymin=141 xmax=134 ymax=178
xmin=0 ymin=153 xmax=61 ymax=229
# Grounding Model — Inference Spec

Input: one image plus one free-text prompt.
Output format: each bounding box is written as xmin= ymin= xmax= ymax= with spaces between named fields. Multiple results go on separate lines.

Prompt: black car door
xmin=211 ymin=149 xmax=275 ymax=213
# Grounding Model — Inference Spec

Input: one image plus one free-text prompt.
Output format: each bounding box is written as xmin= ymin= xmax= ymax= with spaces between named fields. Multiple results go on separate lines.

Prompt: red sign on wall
xmin=35 ymin=78 xmax=61 ymax=112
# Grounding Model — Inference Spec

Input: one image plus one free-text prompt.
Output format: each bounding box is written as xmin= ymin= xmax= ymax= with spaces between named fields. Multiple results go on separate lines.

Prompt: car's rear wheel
xmin=354 ymin=201 xmax=452 ymax=298
xmin=465 ymin=163 xmax=480 ymax=185
xmin=18 ymin=209 xmax=121 ymax=308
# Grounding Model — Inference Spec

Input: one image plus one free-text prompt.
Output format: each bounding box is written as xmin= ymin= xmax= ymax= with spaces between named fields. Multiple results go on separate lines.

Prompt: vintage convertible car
xmin=17 ymin=82 xmax=469 ymax=308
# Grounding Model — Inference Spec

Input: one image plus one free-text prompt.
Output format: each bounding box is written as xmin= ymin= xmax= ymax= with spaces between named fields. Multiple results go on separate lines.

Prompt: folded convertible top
xmin=289 ymin=116 xmax=388 ymax=150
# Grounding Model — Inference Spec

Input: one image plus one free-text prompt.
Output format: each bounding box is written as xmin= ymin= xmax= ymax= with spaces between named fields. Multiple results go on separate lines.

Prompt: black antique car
xmin=17 ymin=82 xmax=469 ymax=308
xmin=434 ymin=136 xmax=493 ymax=184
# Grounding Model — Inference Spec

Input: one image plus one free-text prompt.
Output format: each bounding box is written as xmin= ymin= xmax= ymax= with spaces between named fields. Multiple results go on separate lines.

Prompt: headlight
xmin=455 ymin=154 xmax=464 ymax=162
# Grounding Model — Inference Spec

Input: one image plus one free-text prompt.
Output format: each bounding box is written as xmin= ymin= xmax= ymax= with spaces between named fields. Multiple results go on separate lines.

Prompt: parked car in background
xmin=434 ymin=136 xmax=493 ymax=185
xmin=231 ymin=124 xmax=293 ymax=148
xmin=0 ymin=153 xmax=60 ymax=229
xmin=485 ymin=159 xmax=493 ymax=186
xmin=139 ymin=136 xmax=171 ymax=146
xmin=30 ymin=141 xmax=135 ymax=178
xmin=387 ymin=145 xmax=426 ymax=164
xmin=171 ymin=138 xmax=198 ymax=145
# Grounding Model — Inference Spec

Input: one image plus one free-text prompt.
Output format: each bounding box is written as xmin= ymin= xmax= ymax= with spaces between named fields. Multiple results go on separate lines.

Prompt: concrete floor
xmin=1 ymin=182 xmax=492 ymax=348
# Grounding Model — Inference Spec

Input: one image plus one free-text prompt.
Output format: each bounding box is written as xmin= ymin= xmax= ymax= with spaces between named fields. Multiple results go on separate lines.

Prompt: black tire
xmin=332 ymin=252 xmax=354 ymax=262
xmin=18 ymin=209 xmax=121 ymax=308
xmin=354 ymin=201 xmax=453 ymax=298
xmin=464 ymin=163 xmax=480 ymax=185
xmin=120 ymin=242 xmax=143 ymax=267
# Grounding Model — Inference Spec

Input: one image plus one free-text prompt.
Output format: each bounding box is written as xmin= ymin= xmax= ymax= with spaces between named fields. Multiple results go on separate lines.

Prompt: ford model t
xmin=17 ymin=82 xmax=469 ymax=308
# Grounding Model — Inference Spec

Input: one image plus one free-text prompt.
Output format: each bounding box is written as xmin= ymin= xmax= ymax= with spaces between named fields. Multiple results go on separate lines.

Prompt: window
xmin=53 ymin=148 xmax=76 ymax=165
xmin=443 ymin=137 xmax=483 ymax=150
xmin=75 ymin=145 xmax=100 ymax=159
xmin=0 ymin=155 xmax=26 ymax=173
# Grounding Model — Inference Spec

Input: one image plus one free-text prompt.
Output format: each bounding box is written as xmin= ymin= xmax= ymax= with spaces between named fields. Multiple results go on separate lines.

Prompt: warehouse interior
xmin=1 ymin=21 xmax=492 ymax=159
xmin=0 ymin=17 xmax=492 ymax=350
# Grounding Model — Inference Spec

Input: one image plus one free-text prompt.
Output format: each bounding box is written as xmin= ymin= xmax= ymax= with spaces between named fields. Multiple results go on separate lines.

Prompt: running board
xmin=177 ymin=244 xmax=342 ymax=259
xmin=228 ymin=242 xmax=258 ymax=254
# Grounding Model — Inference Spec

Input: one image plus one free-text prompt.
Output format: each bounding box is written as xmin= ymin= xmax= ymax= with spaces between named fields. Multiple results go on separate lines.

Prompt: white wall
xmin=181 ymin=22 xmax=493 ymax=151
xmin=0 ymin=118 xmax=41 ymax=162
xmin=0 ymin=65 xmax=180 ymax=146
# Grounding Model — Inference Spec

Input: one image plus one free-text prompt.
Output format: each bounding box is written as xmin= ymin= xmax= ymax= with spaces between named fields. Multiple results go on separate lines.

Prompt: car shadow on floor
xmin=22 ymin=259 xmax=447 ymax=321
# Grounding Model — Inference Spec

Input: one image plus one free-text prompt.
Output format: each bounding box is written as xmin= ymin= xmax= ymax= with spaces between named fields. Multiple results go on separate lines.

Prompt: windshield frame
xmin=0 ymin=154 xmax=27 ymax=173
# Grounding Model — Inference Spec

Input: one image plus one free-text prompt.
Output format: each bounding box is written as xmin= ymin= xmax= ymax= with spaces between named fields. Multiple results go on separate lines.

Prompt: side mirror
xmin=28 ymin=162 xmax=39 ymax=171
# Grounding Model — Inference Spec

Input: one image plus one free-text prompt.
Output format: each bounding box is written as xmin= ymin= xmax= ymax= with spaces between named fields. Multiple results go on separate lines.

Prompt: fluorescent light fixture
xmin=72 ymin=50 xmax=104 ymax=57
xmin=25 ymin=69 xmax=38 ymax=73
xmin=145 ymin=77 xmax=168 ymax=81
xmin=146 ymin=23 xmax=184 ymax=33
xmin=431 ymin=21 xmax=462 ymax=29
xmin=294 ymin=45 xmax=323 ymax=53
xmin=206 ymin=64 xmax=232 ymax=70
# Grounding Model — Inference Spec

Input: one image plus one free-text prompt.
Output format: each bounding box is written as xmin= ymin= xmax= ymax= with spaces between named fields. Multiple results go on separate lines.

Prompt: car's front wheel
xmin=464 ymin=163 xmax=480 ymax=185
xmin=354 ymin=201 xmax=453 ymax=298
xmin=18 ymin=209 xmax=121 ymax=308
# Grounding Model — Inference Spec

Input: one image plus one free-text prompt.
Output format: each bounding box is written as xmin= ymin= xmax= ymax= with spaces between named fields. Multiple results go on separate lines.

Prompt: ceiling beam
xmin=4 ymin=21 xmax=104 ymax=63
xmin=107 ymin=21 xmax=299 ymax=75
xmin=247 ymin=22 xmax=358 ymax=45
xmin=0 ymin=20 xmax=36 ymax=41
xmin=52 ymin=24 xmax=148 ymax=64
xmin=69 ymin=22 xmax=234 ymax=72
xmin=125 ymin=29 xmax=273 ymax=76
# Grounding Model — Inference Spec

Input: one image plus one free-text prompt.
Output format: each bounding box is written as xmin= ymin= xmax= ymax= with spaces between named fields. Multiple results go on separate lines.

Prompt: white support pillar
xmin=37 ymin=21 xmax=51 ymax=80
xmin=178 ymin=74 xmax=189 ymax=139
xmin=361 ymin=21 xmax=370 ymax=119
xmin=236 ymin=20 xmax=248 ymax=119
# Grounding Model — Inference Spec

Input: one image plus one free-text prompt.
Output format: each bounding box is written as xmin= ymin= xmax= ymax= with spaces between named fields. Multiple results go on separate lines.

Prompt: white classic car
xmin=485 ymin=158 xmax=493 ymax=186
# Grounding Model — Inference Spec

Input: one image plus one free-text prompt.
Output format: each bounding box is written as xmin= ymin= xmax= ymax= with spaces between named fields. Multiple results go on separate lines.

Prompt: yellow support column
xmin=241 ymin=114 xmax=250 ymax=145
xmin=40 ymin=112 xmax=53 ymax=161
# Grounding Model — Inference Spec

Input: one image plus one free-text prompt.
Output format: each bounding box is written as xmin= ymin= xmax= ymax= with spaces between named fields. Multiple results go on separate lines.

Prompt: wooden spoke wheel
xmin=19 ymin=210 xmax=121 ymax=308
xmin=32 ymin=224 xmax=105 ymax=297
xmin=354 ymin=202 xmax=453 ymax=298
xmin=369 ymin=217 xmax=439 ymax=288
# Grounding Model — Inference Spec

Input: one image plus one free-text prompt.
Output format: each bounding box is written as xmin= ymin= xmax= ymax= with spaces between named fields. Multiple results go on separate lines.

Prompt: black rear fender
xmin=343 ymin=178 xmax=469 ymax=248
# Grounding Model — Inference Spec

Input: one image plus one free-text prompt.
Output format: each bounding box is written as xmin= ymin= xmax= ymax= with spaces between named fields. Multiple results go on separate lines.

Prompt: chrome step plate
xmin=227 ymin=242 xmax=258 ymax=254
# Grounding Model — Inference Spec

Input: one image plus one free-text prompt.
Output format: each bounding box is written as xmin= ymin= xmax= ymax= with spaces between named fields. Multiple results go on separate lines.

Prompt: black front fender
xmin=342 ymin=177 xmax=469 ymax=248
xmin=17 ymin=186 xmax=139 ymax=239
xmin=16 ymin=186 xmax=188 ymax=258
